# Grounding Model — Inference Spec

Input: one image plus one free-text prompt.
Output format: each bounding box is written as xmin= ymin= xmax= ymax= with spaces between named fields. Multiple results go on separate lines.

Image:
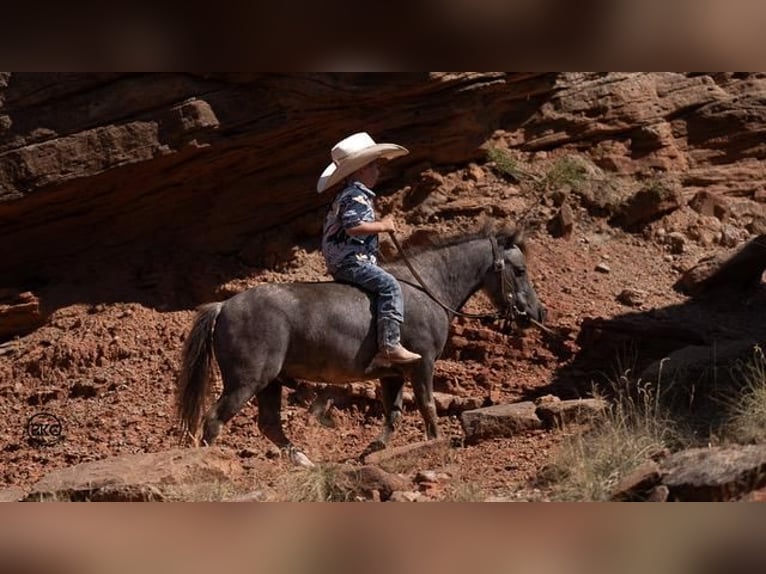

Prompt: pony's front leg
xmin=256 ymin=380 xmax=314 ymax=468
xmin=364 ymin=376 xmax=405 ymax=456
xmin=411 ymin=361 xmax=440 ymax=440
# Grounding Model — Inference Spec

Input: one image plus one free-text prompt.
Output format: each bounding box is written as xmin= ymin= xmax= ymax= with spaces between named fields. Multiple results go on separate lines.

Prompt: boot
xmin=370 ymin=318 xmax=422 ymax=368
xmin=372 ymin=343 xmax=422 ymax=365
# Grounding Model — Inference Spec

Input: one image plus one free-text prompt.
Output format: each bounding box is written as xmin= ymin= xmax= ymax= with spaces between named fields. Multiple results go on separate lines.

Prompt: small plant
xmin=169 ymin=481 xmax=241 ymax=502
xmin=486 ymin=147 xmax=531 ymax=182
xmin=444 ymin=475 xmax=485 ymax=502
xmin=546 ymin=377 xmax=678 ymax=501
xmin=723 ymin=346 xmax=766 ymax=444
xmin=281 ymin=464 xmax=358 ymax=502
xmin=639 ymin=175 xmax=677 ymax=202
xmin=543 ymin=156 xmax=589 ymax=191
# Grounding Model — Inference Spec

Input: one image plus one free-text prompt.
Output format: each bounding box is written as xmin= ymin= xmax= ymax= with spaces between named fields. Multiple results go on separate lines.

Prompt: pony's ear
xmin=498 ymin=227 xmax=525 ymax=249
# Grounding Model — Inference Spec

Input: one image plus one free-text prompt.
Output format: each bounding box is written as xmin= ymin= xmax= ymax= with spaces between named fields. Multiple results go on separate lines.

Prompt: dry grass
xmin=443 ymin=474 xmax=486 ymax=502
xmin=544 ymin=344 xmax=766 ymax=502
xmin=722 ymin=346 xmax=766 ymax=444
xmin=545 ymin=376 xmax=679 ymax=501
xmin=163 ymin=480 xmax=241 ymax=502
xmin=278 ymin=464 xmax=360 ymax=502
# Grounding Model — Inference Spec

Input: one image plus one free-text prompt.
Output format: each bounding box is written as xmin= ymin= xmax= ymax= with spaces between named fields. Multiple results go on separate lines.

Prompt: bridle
xmin=492 ymin=235 xmax=526 ymax=326
xmin=388 ymin=232 xmax=553 ymax=334
xmin=388 ymin=232 xmax=517 ymax=322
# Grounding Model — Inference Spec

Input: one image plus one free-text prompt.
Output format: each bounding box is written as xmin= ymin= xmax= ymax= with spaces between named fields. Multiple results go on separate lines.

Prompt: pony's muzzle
xmin=508 ymin=293 xmax=529 ymax=322
xmin=507 ymin=291 xmax=546 ymax=329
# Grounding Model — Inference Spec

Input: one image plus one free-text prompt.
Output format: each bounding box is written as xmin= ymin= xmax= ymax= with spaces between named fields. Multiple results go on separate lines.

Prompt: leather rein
xmin=387 ymin=232 xmax=516 ymax=321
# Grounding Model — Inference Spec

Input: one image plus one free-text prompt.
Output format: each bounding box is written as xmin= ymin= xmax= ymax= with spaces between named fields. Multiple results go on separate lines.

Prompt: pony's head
xmin=487 ymin=229 xmax=546 ymax=328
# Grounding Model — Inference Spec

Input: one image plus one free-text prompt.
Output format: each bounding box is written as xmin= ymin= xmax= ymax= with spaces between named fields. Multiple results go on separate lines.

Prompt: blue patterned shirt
xmin=322 ymin=181 xmax=379 ymax=274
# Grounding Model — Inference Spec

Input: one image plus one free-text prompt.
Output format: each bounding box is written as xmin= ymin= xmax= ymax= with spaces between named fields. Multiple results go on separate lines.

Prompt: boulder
xmin=460 ymin=402 xmax=542 ymax=444
xmin=363 ymin=439 xmax=451 ymax=473
xmin=0 ymin=290 xmax=45 ymax=341
xmin=339 ymin=465 xmax=410 ymax=501
xmin=547 ymin=201 xmax=574 ymax=239
xmin=610 ymin=460 xmax=662 ymax=501
xmin=674 ymin=234 xmax=766 ymax=296
xmin=640 ymin=340 xmax=761 ymax=386
xmin=661 ymin=445 xmax=766 ymax=501
xmin=535 ymin=397 xmax=607 ymax=429
xmin=689 ymin=190 xmax=730 ymax=220
xmin=612 ymin=182 xmax=683 ymax=230
xmin=25 ymin=447 xmax=243 ymax=502
xmin=0 ymin=486 xmax=25 ymax=502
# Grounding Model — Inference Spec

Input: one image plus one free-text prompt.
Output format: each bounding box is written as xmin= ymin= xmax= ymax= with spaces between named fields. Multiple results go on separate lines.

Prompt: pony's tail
xmin=176 ymin=302 xmax=223 ymax=443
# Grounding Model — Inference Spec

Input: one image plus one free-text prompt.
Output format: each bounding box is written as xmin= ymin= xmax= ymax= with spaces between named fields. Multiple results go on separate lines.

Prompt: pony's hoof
xmin=287 ymin=447 xmax=315 ymax=468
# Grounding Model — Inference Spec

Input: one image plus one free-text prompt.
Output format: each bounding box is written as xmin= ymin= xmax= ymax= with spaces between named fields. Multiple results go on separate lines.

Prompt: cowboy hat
xmin=317 ymin=132 xmax=409 ymax=193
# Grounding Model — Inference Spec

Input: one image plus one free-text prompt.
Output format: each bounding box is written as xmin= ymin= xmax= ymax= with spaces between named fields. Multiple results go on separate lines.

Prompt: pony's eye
xmin=514 ymin=268 xmax=526 ymax=277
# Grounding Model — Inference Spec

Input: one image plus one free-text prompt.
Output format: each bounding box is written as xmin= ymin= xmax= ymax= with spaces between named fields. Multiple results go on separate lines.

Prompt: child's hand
xmin=380 ymin=216 xmax=397 ymax=233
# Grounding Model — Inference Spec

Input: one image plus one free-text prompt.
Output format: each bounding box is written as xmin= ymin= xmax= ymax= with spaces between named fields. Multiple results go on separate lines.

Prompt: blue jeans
xmin=333 ymin=259 xmax=404 ymax=348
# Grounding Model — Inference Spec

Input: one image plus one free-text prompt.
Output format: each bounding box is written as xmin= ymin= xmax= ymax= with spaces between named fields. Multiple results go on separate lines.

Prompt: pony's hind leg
xmin=202 ymin=384 xmax=256 ymax=446
xmin=204 ymin=342 xmax=284 ymax=445
xmin=256 ymin=379 xmax=314 ymax=468
xmin=364 ymin=375 xmax=405 ymax=456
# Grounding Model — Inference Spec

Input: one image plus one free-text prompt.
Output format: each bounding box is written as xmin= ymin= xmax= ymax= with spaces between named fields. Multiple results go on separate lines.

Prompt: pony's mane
xmin=390 ymin=221 xmax=526 ymax=261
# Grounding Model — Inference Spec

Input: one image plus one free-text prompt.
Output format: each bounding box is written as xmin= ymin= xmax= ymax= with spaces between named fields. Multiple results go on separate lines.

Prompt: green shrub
xmin=486 ymin=147 xmax=528 ymax=182
xmin=544 ymin=156 xmax=589 ymax=190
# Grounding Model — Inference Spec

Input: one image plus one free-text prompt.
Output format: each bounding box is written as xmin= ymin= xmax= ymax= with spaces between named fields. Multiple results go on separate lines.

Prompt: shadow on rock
xmin=541 ymin=236 xmax=766 ymax=425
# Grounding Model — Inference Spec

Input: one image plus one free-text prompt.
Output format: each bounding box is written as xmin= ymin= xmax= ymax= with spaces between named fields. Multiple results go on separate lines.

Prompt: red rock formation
xmin=0 ymin=72 xmax=553 ymax=286
xmin=2 ymin=72 xmax=766 ymax=338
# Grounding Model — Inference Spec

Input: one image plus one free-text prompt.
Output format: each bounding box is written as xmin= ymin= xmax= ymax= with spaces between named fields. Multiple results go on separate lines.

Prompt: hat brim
xmin=317 ymin=143 xmax=409 ymax=193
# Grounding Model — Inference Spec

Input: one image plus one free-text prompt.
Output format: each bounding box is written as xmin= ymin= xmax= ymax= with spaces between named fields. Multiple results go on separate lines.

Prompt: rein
xmin=388 ymin=232 xmax=554 ymax=335
xmin=387 ymin=232 xmax=505 ymax=320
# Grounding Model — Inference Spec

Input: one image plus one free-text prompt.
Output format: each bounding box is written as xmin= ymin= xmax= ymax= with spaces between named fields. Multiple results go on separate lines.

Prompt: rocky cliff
xmin=2 ymin=72 xmax=766 ymax=337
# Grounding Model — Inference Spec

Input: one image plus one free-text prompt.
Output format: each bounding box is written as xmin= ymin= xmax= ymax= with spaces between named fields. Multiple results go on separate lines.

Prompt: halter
xmin=490 ymin=235 xmax=521 ymax=325
xmin=389 ymin=233 xmax=515 ymax=321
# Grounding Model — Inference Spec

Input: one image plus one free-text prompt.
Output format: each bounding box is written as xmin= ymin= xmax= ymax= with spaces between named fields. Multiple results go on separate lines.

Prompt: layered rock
xmin=2 ymin=72 xmax=766 ymax=339
xmin=0 ymin=73 xmax=553 ymax=287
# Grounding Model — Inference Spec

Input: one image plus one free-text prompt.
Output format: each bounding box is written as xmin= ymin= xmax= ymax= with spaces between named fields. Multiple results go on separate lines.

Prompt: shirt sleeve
xmin=338 ymin=189 xmax=374 ymax=230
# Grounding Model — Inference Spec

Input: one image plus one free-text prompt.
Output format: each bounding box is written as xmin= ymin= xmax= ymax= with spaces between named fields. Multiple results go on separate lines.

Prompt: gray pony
xmin=177 ymin=226 xmax=545 ymax=467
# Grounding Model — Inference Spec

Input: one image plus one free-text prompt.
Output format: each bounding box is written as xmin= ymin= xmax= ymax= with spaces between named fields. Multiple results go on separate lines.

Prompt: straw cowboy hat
xmin=317 ymin=132 xmax=409 ymax=193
